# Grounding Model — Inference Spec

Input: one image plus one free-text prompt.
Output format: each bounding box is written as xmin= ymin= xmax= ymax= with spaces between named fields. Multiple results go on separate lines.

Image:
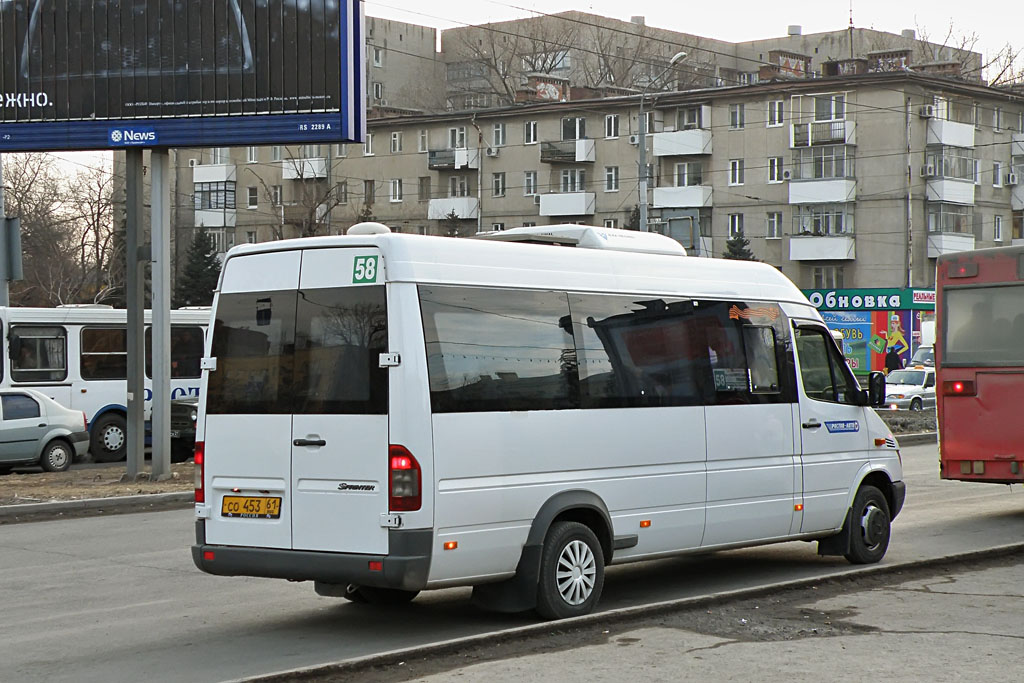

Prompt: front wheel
xmin=535 ymin=521 xmax=605 ymax=620
xmin=909 ymin=398 xmax=923 ymax=411
xmin=844 ymin=485 xmax=891 ymax=564
xmin=90 ymin=413 xmax=127 ymax=463
xmin=40 ymin=440 xmax=73 ymax=472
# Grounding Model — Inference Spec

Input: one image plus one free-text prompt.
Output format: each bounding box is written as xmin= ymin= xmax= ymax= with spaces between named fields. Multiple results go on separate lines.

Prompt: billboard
xmin=0 ymin=0 xmax=363 ymax=151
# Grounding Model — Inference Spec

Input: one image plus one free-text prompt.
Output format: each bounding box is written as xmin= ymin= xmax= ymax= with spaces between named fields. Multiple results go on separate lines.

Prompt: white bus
xmin=192 ymin=225 xmax=904 ymax=619
xmin=0 ymin=305 xmax=210 ymax=462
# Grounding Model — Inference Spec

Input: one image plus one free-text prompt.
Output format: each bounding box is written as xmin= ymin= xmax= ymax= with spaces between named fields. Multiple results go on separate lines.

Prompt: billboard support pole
xmin=150 ymin=150 xmax=172 ymax=480
xmin=125 ymin=149 xmax=146 ymax=478
xmin=0 ymin=152 xmax=7 ymax=307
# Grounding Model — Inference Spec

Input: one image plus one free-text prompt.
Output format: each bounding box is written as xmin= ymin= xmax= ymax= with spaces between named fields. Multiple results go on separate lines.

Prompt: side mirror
xmin=867 ymin=371 xmax=886 ymax=408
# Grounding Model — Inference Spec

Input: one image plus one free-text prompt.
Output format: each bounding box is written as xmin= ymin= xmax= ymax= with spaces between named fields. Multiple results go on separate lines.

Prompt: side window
xmin=569 ymin=294 xmax=702 ymax=408
xmin=924 ymin=372 xmax=935 ymax=388
xmin=795 ymin=327 xmax=860 ymax=404
xmin=11 ymin=326 xmax=67 ymax=382
xmin=2 ymin=394 xmax=40 ymax=420
xmin=81 ymin=327 xmax=127 ymax=380
xmin=146 ymin=326 xmax=205 ymax=379
xmin=419 ymin=286 xmax=577 ymax=413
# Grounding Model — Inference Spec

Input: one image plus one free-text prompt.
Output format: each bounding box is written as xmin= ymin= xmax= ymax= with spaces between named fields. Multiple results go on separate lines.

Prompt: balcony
xmin=926 ymin=119 xmax=975 ymax=148
xmin=791 ymin=120 xmax=856 ymax=147
xmin=281 ymin=158 xmax=328 ymax=180
xmin=652 ymin=185 xmax=712 ymax=208
xmin=789 ymin=234 xmax=855 ymax=261
xmin=428 ymin=148 xmax=480 ymax=170
xmin=192 ymin=163 xmax=236 ymax=184
xmin=925 ymin=179 xmax=975 ymax=205
xmin=427 ymin=196 xmax=479 ymax=220
xmin=1012 ymin=183 xmax=1024 ymax=211
xmin=788 ymin=178 xmax=856 ymax=204
xmin=927 ymin=232 xmax=975 ymax=258
xmin=1012 ymin=134 xmax=1024 ymax=157
xmin=194 ymin=209 xmax=236 ymax=229
xmin=540 ymin=139 xmax=596 ymax=163
xmin=539 ymin=192 xmax=596 ymax=216
xmin=652 ymin=129 xmax=712 ymax=156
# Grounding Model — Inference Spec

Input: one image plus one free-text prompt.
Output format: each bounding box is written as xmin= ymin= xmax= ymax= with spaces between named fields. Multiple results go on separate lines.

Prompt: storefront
xmin=802 ymin=288 xmax=935 ymax=375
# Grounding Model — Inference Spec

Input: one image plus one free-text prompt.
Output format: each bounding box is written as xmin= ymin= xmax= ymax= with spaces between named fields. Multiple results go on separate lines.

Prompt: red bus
xmin=936 ymin=246 xmax=1024 ymax=484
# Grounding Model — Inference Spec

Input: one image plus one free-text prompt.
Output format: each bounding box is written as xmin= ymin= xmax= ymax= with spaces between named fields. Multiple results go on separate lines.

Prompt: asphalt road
xmin=1 ymin=443 xmax=1022 ymax=683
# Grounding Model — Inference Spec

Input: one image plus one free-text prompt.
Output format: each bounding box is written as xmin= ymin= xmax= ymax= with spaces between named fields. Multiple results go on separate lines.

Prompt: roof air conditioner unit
xmin=534 ymin=194 xmax=542 ymax=205
xmin=628 ymin=134 xmax=640 ymax=145
xmin=782 ymin=169 xmax=792 ymax=181
xmin=1006 ymin=172 xmax=1019 ymax=186
xmin=918 ymin=104 xmax=935 ymax=118
xmin=188 ymin=159 xmax=198 ymax=168
xmin=920 ymin=163 xmax=936 ymax=178
xmin=485 ymin=146 xmax=499 ymax=157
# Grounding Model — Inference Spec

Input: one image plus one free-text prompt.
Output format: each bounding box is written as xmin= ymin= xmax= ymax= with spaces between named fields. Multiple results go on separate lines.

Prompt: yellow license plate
xmin=221 ymin=496 xmax=282 ymax=519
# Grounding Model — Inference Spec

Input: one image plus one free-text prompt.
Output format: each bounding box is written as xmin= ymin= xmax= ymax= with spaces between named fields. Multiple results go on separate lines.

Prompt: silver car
xmin=0 ymin=389 xmax=90 ymax=473
xmin=884 ymin=367 xmax=936 ymax=411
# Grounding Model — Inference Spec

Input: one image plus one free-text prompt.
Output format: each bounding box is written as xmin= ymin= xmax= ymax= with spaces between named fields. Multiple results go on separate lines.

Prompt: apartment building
xmin=172 ymin=69 xmax=1024 ymax=292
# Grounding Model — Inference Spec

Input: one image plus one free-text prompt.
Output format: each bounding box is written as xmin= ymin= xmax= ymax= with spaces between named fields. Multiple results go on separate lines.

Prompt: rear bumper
xmin=191 ymin=521 xmax=433 ymax=591
xmin=70 ymin=431 xmax=90 ymax=457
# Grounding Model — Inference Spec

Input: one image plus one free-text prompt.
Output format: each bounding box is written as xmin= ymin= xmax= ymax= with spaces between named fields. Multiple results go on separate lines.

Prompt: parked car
xmin=910 ymin=345 xmax=934 ymax=366
xmin=170 ymin=397 xmax=199 ymax=463
xmin=884 ymin=366 xmax=936 ymax=411
xmin=0 ymin=389 xmax=89 ymax=473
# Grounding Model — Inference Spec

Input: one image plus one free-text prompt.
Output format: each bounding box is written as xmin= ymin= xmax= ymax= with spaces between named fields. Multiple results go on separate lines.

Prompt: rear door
xmin=289 ymin=248 xmax=390 ymax=554
xmin=0 ymin=393 xmax=47 ymax=464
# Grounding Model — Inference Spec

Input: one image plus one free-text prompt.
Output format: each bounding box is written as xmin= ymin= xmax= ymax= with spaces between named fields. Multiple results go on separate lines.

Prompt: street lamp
xmin=638 ymin=50 xmax=686 ymax=233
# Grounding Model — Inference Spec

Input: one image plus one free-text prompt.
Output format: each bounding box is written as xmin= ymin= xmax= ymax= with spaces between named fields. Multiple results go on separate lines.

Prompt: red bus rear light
xmin=389 ymin=444 xmax=421 ymax=512
xmin=948 ymin=262 xmax=978 ymax=278
xmin=942 ymin=380 xmax=976 ymax=396
xmin=194 ymin=441 xmax=205 ymax=503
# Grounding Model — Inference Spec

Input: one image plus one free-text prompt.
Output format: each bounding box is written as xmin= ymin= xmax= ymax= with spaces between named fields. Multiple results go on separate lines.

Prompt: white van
xmin=191 ymin=224 xmax=905 ymax=619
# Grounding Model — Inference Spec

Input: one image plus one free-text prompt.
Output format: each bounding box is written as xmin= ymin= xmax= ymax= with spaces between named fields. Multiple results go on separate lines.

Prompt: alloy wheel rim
xmin=555 ymin=539 xmax=596 ymax=606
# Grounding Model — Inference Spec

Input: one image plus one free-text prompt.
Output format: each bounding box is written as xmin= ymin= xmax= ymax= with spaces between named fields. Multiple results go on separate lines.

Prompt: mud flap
xmin=817 ymin=508 xmax=853 ymax=556
xmin=471 ymin=544 xmax=542 ymax=613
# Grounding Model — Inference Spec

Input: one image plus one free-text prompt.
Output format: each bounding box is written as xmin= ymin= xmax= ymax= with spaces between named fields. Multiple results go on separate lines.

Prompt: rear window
xmin=943 ymin=285 xmax=1024 ymax=365
xmin=206 ymin=287 xmax=387 ymax=414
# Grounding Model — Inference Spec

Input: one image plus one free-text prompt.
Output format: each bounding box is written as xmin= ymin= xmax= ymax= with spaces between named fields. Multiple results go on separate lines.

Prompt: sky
xmin=365 ymin=0 xmax=1017 ymax=69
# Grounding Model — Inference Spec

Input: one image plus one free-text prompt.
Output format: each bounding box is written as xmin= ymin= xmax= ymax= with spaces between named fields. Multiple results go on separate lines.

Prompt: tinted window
xmin=2 ymin=394 xmax=40 ymax=420
xmin=570 ymin=294 xmax=702 ymax=408
xmin=796 ymin=327 xmax=861 ymax=404
xmin=943 ymin=285 xmax=1024 ymax=365
xmin=146 ymin=326 xmax=205 ymax=379
xmin=420 ymin=286 xmax=577 ymax=412
xmin=81 ymin=327 xmax=127 ymax=380
xmin=887 ymin=370 xmax=925 ymax=386
xmin=11 ymin=326 xmax=67 ymax=382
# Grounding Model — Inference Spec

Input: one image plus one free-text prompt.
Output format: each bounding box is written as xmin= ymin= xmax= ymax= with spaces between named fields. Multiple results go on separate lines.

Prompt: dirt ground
xmin=0 ymin=462 xmax=195 ymax=506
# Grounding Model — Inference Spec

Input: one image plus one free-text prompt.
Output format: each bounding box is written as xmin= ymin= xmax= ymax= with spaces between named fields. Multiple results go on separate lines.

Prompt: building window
xmin=271 ymin=146 xmax=282 ymax=161
xmin=336 ymin=144 xmax=347 ymax=157
xmin=524 ymin=121 xmax=538 ymax=145
xmin=643 ymin=111 xmax=656 ymax=134
xmin=994 ymin=107 xmax=1003 ymax=131
xmin=604 ymin=114 xmax=619 ymax=138
xmin=993 ymin=161 xmax=1003 ymax=187
xmin=603 ymin=218 xmax=618 ymax=228
xmin=363 ymin=180 xmax=375 ymax=205
xmin=493 ymin=123 xmax=506 ymax=147
xmin=390 ymin=179 xmax=403 ymax=202
xmin=391 ymin=132 xmax=403 ymax=153
xmin=561 ymin=168 xmax=586 ymax=193
xmin=561 ymin=117 xmax=586 ymax=141
xmin=768 ymin=156 xmax=784 ymax=183
xmin=768 ymin=100 xmax=784 ymax=127
xmin=729 ymin=103 xmax=745 ymax=129
xmin=372 ymin=82 xmax=384 ymax=101
xmin=364 ymin=133 xmax=374 ymax=156
xmin=674 ymin=161 xmax=702 ymax=186
xmin=813 ymin=94 xmax=845 ymax=121
xmin=729 ymin=159 xmax=745 ymax=185
xmin=492 ymin=172 xmax=506 ymax=197
xmin=793 ymin=145 xmax=854 ymax=180
xmin=299 ymin=144 xmax=321 ymax=159
xmin=491 ymin=223 xmax=505 ymax=231
xmin=604 ymin=166 xmax=619 ymax=192
xmin=210 ymin=147 xmax=230 ymax=164
xmin=418 ymin=177 xmax=431 ymax=202
xmin=246 ymin=147 xmax=258 ymax=163
xmin=644 ymin=163 xmax=656 ymax=188
xmin=766 ymin=212 xmax=782 ymax=239
xmin=372 ymin=46 xmax=383 ymax=67
xmin=449 ymin=126 xmax=467 ymax=149
xmin=336 ymin=181 xmax=348 ymax=204
xmin=1014 ymin=210 xmax=1024 ymax=239
xmin=522 ymin=222 xmax=537 ymax=227
xmin=193 ymin=181 xmax=236 ymax=210
xmin=729 ymin=213 xmax=744 ymax=238
xmin=271 ymin=185 xmax=282 ymax=206
xmin=524 ymin=170 xmax=538 ymax=196
xmin=246 ymin=186 xmax=258 ymax=209
xmin=995 ymin=215 xmax=1004 ymax=241
xmin=927 ymin=202 xmax=972 ymax=233
xmin=677 ymin=106 xmax=701 ymax=130
xmin=418 ymin=129 xmax=428 ymax=153
xmin=246 ymin=231 xmax=257 ymax=244
xmin=794 ymin=203 xmax=853 ymax=235
xmin=812 ymin=266 xmax=844 ymax=289
xmin=449 ymin=176 xmax=469 ymax=198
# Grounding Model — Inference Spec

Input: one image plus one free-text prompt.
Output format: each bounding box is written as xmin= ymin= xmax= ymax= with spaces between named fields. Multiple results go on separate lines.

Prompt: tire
xmin=40 ymin=439 xmax=73 ymax=473
xmin=909 ymin=398 xmax=923 ymax=411
xmin=844 ymin=485 xmax=892 ymax=565
xmin=90 ymin=413 xmax=127 ymax=463
xmin=171 ymin=441 xmax=194 ymax=463
xmin=535 ymin=521 xmax=605 ymax=620
xmin=344 ymin=586 xmax=419 ymax=605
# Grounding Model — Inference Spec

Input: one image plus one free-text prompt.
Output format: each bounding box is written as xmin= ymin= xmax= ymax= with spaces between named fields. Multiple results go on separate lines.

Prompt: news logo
xmin=109 ymin=127 xmax=158 ymax=146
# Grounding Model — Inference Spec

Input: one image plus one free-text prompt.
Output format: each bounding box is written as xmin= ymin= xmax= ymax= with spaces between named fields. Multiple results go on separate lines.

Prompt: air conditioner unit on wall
xmin=534 ymin=194 xmax=542 ymax=205
xmin=920 ymin=163 xmax=936 ymax=178
xmin=918 ymin=104 xmax=935 ymax=118
xmin=1006 ymin=172 xmax=1019 ymax=186
xmin=486 ymin=146 xmax=499 ymax=157
xmin=782 ymin=169 xmax=792 ymax=181
xmin=628 ymin=134 xmax=640 ymax=145
xmin=188 ymin=159 xmax=198 ymax=168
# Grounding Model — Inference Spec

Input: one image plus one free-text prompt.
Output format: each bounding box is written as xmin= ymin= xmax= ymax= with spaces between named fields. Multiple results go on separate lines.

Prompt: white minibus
xmin=0 ymin=305 xmax=210 ymax=461
xmin=192 ymin=224 xmax=904 ymax=619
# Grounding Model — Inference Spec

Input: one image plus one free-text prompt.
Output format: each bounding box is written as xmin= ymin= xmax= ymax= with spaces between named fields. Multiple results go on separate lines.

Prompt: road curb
xmin=0 ymin=491 xmax=193 ymax=523
xmin=230 ymin=542 xmax=1024 ymax=683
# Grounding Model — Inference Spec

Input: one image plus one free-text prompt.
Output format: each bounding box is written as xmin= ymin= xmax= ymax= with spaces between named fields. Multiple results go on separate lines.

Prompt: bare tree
xmin=245 ymin=146 xmax=345 ymax=240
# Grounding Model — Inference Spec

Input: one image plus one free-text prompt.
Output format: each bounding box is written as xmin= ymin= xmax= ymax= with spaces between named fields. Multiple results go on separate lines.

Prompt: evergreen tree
xmin=625 ymin=205 xmax=641 ymax=230
xmin=173 ymin=231 xmax=221 ymax=308
xmin=441 ymin=209 xmax=463 ymax=237
xmin=722 ymin=229 xmax=757 ymax=261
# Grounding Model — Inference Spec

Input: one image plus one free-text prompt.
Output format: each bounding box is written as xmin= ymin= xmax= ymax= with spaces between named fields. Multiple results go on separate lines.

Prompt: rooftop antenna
xmin=849 ymin=0 xmax=855 ymax=59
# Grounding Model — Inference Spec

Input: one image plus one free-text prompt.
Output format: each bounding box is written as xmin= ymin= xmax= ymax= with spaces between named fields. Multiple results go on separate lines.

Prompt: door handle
xmin=37 ymin=423 xmax=46 ymax=428
xmin=801 ymin=419 xmax=821 ymax=429
xmin=293 ymin=438 xmax=327 ymax=447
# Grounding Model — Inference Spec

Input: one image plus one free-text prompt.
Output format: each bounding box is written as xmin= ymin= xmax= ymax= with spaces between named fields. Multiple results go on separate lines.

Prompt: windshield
xmin=911 ymin=346 xmax=933 ymax=365
xmin=886 ymin=370 xmax=925 ymax=386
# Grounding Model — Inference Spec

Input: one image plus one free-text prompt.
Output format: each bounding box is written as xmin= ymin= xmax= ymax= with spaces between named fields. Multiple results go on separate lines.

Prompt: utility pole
xmin=0 ymin=152 xmax=6 ymax=306
xmin=638 ymin=51 xmax=687 ymax=232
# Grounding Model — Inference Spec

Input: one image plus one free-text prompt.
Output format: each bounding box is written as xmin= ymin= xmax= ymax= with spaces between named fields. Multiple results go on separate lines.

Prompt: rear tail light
xmin=194 ymin=441 xmax=205 ymax=503
xmin=389 ymin=444 xmax=421 ymax=512
xmin=942 ymin=380 xmax=976 ymax=396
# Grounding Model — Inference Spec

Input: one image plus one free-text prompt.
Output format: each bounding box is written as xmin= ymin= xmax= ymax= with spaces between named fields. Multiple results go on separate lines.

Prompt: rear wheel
xmin=40 ymin=440 xmax=73 ymax=473
xmin=90 ymin=413 xmax=127 ymax=463
xmin=844 ymin=485 xmax=891 ymax=564
xmin=909 ymin=398 xmax=923 ymax=411
xmin=535 ymin=521 xmax=605 ymax=620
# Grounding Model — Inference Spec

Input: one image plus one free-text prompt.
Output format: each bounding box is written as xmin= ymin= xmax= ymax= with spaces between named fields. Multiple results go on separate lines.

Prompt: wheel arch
xmin=35 ymin=431 xmax=73 ymax=460
xmin=88 ymin=404 xmax=127 ymax=433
